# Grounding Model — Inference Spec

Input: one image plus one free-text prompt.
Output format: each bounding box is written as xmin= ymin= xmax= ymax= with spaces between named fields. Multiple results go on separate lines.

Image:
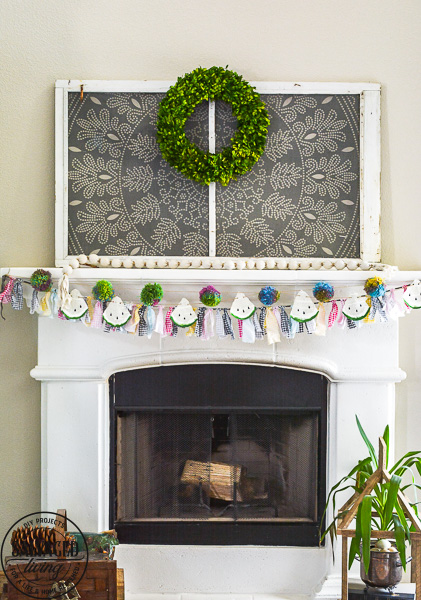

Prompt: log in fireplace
xmin=109 ymin=364 xmax=327 ymax=545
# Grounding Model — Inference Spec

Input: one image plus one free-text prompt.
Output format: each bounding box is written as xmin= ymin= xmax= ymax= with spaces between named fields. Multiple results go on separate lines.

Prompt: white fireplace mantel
xmin=25 ymin=266 xmax=410 ymax=600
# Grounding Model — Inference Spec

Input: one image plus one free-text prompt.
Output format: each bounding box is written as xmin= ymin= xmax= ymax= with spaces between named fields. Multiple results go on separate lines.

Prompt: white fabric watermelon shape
xmin=103 ymin=296 xmax=131 ymax=327
xmin=290 ymin=290 xmax=318 ymax=323
xmin=403 ymin=280 xmax=421 ymax=309
xmin=61 ymin=289 xmax=88 ymax=320
xmin=342 ymin=293 xmax=370 ymax=321
xmin=230 ymin=293 xmax=256 ymax=320
xmin=171 ymin=298 xmax=197 ymax=327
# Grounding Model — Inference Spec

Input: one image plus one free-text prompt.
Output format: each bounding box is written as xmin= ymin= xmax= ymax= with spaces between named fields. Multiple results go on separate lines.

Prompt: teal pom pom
xmin=92 ymin=280 xmax=115 ymax=302
xmin=30 ymin=269 xmax=52 ymax=292
xmin=199 ymin=285 xmax=221 ymax=307
xmin=313 ymin=282 xmax=334 ymax=302
xmin=258 ymin=286 xmax=280 ymax=306
xmin=140 ymin=283 xmax=163 ymax=306
xmin=364 ymin=276 xmax=385 ymax=298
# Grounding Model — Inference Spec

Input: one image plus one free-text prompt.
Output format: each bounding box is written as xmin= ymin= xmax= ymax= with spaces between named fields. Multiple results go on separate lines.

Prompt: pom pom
xmin=313 ymin=282 xmax=334 ymax=303
xmin=364 ymin=276 xmax=385 ymax=298
xmin=30 ymin=269 xmax=53 ymax=292
xmin=258 ymin=286 xmax=280 ymax=306
xmin=199 ymin=285 xmax=221 ymax=307
xmin=92 ymin=280 xmax=115 ymax=302
xmin=140 ymin=283 xmax=163 ymax=306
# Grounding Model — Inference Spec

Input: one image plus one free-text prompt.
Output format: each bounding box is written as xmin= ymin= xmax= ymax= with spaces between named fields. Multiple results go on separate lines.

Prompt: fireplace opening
xmin=110 ymin=364 xmax=327 ymax=545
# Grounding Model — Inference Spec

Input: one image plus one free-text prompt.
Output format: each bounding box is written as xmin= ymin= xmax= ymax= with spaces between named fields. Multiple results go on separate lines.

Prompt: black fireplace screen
xmin=117 ymin=412 xmax=318 ymax=522
xmin=110 ymin=364 xmax=327 ymax=545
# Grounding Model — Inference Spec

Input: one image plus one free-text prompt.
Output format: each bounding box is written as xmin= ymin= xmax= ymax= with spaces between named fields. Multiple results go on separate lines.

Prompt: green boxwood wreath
xmin=157 ymin=66 xmax=270 ymax=186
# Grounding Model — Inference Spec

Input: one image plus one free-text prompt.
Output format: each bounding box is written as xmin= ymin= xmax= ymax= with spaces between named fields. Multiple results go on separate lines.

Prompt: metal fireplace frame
xmin=109 ymin=363 xmax=328 ymax=546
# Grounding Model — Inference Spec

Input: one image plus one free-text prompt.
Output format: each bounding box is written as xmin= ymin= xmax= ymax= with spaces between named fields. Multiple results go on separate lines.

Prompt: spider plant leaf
xmin=356 ymin=416 xmax=378 ymax=468
xmin=401 ymin=483 xmax=421 ymax=493
xmin=361 ymin=496 xmax=373 ymax=573
xmin=383 ymin=424 xmax=390 ymax=467
xmin=395 ymin=499 xmax=411 ymax=540
xmin=349 ymin=503 xmax=362 ymax=569
xmin=391 ymin=451 xmax=421 ymax=474
xmin=393 ymin=514 xmax=407 ymax=570
xmin=383 ymin=475 xmax=402 ymax=529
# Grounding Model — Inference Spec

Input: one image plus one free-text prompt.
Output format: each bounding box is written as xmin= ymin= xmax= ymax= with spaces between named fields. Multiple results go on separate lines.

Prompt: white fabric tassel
xmin=314 ymin=303 xmax=327 ymax=336
xmin=154 ymin=306 xmax=165 ymax=335
xmin=58 ymin=271 xmax=72 ymax=312
xmin=265 ymin=307 xmax=281 ymax=344
xmin=241 ymin=317 xmax=256 ymax=343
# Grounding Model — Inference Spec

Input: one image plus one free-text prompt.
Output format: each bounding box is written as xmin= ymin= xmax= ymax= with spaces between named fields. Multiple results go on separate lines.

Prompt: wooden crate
xmin=5 ymin=556 xmax=117 ymax=600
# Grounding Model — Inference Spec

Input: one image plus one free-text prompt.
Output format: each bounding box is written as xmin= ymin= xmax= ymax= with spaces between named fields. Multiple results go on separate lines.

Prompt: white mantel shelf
xmin=2 ymin=267 xmax=421 ymax=286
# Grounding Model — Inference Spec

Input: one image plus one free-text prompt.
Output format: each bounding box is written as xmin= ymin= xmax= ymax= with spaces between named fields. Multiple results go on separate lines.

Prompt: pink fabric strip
xmin=336 ymin=299 xmax=346 ymax=327
xmin=238 ymin=318 xmax=243 ymax=338
xmin=164 ymin=308 xmax=174 ymax=335
xmin=91 ymin=300 xmax=104 ymax=329
xmin=0 ymin=278 xmax=14 ymax=304
xmin=328 ymin=301 xmax=338 ymax=328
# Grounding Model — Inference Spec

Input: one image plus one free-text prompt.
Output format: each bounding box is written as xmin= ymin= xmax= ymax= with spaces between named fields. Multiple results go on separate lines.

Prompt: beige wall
xmin=1 ymin=0 xmax=420 ymax=538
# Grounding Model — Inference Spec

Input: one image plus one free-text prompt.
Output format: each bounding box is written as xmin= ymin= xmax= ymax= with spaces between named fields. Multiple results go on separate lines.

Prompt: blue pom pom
xmin=258 ymin=286 xmax=280 ymax=306
xmin=313 ymin=282 xmax=334 ymax=302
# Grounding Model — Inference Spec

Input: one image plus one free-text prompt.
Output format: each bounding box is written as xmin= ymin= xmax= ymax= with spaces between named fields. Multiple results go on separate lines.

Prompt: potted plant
xmin=320 ymin=416 xmax=421 ymax=589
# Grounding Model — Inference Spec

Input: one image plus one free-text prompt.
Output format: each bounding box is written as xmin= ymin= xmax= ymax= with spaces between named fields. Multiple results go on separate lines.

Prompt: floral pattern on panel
xmin=68 ymin=92 xmax=209 ymax=256
xmin=215 ymin=94 xmax=360 ymax=257
xmin=67 ymin=91 xmax=360 ymax=258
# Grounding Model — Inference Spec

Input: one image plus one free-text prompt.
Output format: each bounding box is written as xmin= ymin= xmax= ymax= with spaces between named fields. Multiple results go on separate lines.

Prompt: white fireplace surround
xmin=26 ymin=272 xmax=410 ymax=600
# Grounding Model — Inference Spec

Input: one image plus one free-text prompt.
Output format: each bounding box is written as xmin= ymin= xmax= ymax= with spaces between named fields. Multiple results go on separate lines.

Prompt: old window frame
xmin=55 ymin=80 xmax=381 ymax=268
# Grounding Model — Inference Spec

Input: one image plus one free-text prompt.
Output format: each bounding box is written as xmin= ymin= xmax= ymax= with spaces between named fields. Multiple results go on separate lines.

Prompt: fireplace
xmin=32 ymin=275 xmax=404 ymax=597
xmin=110 ymin=364 xmax=327 ymax=545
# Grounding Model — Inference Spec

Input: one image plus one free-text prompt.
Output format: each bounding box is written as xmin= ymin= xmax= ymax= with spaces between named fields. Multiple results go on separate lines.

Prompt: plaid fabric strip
xmin=306 ymin=318 xmax=316 ymax=334
xmin=299 ymin=322 xmax=304 ymax=334
xmin=104 ymin=322 xmax=112 ymax=333
xmin=259 ymin=307 xmax=266 ymax=336
xmin=371 ymin=297 xmax=387 ymax=322
xmin=328 ymin=300 xmax=338 ymax=328
xmin=279 ymin=306 xmax=291 ymax=337
xmin=346 ymin=317 xmax=357 ymax=329
xmin=215 ymin=309 xmax=225 ymax=338
xmin=222 ymin=309 xmax=234 ymax=339
xmin=195 ymin=307 xmax=206 ymax=338
xmin=253 ymin=309 xmax=264 ymax=340
xmin=138 ymin=305 xmax=148 ymax=336
xmin=11 ymin=279 xmax=23 ymax=310
xmin=30 ymin=290 xmax=40 ymax=315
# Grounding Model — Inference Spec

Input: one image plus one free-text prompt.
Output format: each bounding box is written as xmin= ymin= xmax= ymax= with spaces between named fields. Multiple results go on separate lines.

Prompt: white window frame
xmin=55 ymin=80 xmax=381 ymax=268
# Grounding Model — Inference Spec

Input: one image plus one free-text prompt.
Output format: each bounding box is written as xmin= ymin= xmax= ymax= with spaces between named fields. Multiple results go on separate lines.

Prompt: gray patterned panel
xmin=215 ymin=94 xmax=360 ymax=258
xmin=67 ymin=93 xmax=209 ymax=256
xmin=67 ymin=91 xmax=360 ymax=258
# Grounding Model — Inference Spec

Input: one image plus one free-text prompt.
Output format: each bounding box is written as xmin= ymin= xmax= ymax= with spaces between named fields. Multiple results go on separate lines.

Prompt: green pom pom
xmin=92 ymin=280 xmax=115 ymax=302
xmin=30 ymin=269 xmax=52 ymax=292
xmin=199 ymin=285 xmax=221 ymax=307
xmin=140 ymin=283 xmax=164 ymax=306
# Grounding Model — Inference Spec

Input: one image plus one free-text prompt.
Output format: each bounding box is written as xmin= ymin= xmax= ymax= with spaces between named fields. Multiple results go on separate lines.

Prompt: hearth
xmin=110 ymin=364 xmax=327 ymax=545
